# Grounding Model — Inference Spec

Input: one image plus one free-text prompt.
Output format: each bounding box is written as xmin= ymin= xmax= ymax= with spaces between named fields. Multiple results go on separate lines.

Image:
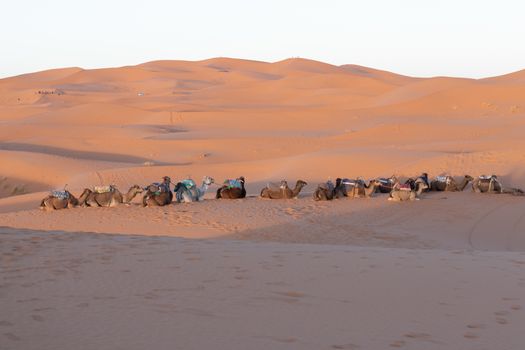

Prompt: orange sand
xmin=1 ymin=58 xmax=525 ymax=349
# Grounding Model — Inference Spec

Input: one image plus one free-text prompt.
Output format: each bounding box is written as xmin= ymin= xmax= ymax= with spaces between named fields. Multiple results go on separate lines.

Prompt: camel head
xmin=130 ymin=185 xmax=143 ymax=193
xmin=203 ymin=176 xmax=214 ymax=186
xmin=369 ymin=179 xmax=382 ymax=187
xmin=237 ymin=176 xmax=245 ymax=184
xmin=464 ymin=175 xmax=474 ymax=181
xmin=296 ymin=180 xmax=308 ymax=188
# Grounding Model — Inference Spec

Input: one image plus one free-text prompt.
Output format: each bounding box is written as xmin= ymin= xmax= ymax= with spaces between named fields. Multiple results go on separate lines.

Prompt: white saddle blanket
xmin=266 ymin=181 xmax=287 ymax=191
xmin=94 ymin=185 xmax=114 ymax=194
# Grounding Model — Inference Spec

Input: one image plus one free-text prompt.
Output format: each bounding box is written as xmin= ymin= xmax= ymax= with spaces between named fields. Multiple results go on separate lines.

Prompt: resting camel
xmin=388 ymin=180 xmax=429 ymax=201
xmin=313 ymin=180 xmax=335 ymax=201
xmin=83 ymin=185 xmax=143 ymax=207
xmin=405 ymin=173 xmax=430 ymax=192
xmin=260 ymin=180 xmax=307 ymax=199
xmin=352 ymin=179 xmax=382 ymax=198
xmin=333 ymin=178 xmax=366 ymax=199
xmin=40 ymin=189 xmax=89 ymax=210
xmin=174 ymin=176 xmax=214 ymax=203
xmin=472 ymin=175 xmax=503 ymax=193
xmin=143 ymin=176 xmax=173 ymax=207
xmin=376 ymin=175 xmax=399 ymax=193
xmin=472 ymin=175 xmax=524 ymax=195
xmin=430 ymin=175 xmax=473 ymax=192
xmin=216 ymin=176 xmax=246 ymax=199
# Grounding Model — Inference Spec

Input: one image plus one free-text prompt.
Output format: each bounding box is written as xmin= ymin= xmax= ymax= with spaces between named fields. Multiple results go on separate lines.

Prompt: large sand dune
xmin=1 ymin=58 xmax=525 ymax=349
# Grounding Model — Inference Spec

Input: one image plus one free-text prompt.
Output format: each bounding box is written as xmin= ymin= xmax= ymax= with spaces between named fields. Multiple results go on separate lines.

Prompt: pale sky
xmin=1 ymin=0 xmax=524 ymax=79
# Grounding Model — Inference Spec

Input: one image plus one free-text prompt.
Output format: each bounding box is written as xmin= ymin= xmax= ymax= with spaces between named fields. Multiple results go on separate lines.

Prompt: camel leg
xmin=473 ymin=183 xmax=481 ymax=193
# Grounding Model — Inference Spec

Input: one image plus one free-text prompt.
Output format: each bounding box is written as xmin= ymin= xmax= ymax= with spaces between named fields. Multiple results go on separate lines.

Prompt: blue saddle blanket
xmin=181 ymin=179 xmax=197 ymax=190
xmin=224 ymin=179 xmax=242 ymax=189
xmin=52 ymin=190 xmax=69 ymax=200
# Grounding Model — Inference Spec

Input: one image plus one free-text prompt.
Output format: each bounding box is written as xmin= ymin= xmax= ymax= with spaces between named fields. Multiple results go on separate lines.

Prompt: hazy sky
xmin=2 ymin=0 xmax=524 ymax=78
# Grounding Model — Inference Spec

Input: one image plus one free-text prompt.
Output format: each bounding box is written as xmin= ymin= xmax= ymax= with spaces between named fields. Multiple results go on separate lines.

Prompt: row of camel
xmin=314 ymin=174 xmax=524 ymax=201
xmin=40 ymin=173 xmax=523 ymax=210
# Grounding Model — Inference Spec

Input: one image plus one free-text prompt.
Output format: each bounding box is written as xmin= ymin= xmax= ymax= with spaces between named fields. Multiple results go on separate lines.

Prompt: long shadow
xmin=0 ymin=142 xmax=183 ymax=166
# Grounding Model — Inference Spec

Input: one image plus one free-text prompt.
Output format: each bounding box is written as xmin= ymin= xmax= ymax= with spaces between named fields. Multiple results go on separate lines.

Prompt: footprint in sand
xmin=463 ymin=332 xmax=478 ymax=339
xmin=4 ymin=332 xmax=21 ymax=341
xmin=331 ymin=343 xmax=359 ymax=349
xmin=389 ymin=340 xmax=406 ymax=348
xmin=31 ymin=315 xmax=44 ymax=322
xmin=275 ymin=291 xmax=306 ymax=298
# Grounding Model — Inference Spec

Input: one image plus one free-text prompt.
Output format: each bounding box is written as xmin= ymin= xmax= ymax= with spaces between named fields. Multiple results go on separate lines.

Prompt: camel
xmin=83 ymin=185 xmax=143 ymax=207
xmin=216 ymin=176 xmax=246 ymax=199
xmin=388 ymin=180 xmax=429 ymax=201
xmin=174 ymin=176 xmax=214 ymax=203
xmin=430 ymin=175 xmax=473 ymax=192
xmin=333 ymin=178 xmax=366 ymax=198
xmin=313 ymin=180 xmax=335 ymax=201
xmin=472 ymin=175 xmax=503 ymax=193
xmin=143 ymin=176 xmax=173 ymax=207
xmin=351 ymin=179 xmax=382 ymax=198
xmin=376 ymin=175 xmax=399 ymax=193
xmin=40 ymin=189 xmax=89 ymax=210
xmin=405 ymin=173 xmax=430 ymax=192
xmin=260 ymin=180 xmax=307 ymax=199
xmin=471 ymin=175 xmax=524 ymax=195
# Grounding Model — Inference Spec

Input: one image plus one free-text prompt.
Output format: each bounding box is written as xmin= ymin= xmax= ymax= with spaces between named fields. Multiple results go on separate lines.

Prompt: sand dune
xmin=1 ymin=57 xmax=525 ymax=349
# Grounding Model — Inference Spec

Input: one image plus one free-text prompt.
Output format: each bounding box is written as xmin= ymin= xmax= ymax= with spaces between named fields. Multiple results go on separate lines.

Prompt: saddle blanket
xmin=51 ymin=190 xmax=69 ymax=200
xmin=266 ymin=181 xmax=286 ymax=191
xmin=93 ymin=185 xmax=114 ymax=194
xmin=342 ymin=178 xmax=365 ymax=187
xmin=150 ymin=183 xmax=170 ymax=192
xmin=397 ymin=184 xmax=412 ymax=191
xmin=479 ymin=175 xmax=496 ymax=180
xmin=181 ymin=179 xmax=197 ymax=190
xmin=224 ymin=179 xmax=242 ymax=189
xmin=435 ymin=176 xmax=453 ymax=184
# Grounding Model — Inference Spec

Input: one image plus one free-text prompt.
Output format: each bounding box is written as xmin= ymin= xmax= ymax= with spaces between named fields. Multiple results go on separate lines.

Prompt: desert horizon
xmin=2 ymin=53 xmax=525 ymax=350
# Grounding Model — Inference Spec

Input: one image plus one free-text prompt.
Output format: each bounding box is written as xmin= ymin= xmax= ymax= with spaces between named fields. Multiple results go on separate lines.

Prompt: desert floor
xmin=1 ymin=58 xmax=525 ymax=349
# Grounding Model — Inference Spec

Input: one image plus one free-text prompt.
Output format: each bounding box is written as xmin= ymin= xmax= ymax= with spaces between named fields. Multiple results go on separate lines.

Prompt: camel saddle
xmin=93 ymin=185 xmax=115 ymax=194
xmin=397 ymin=183 xmax=412 ymax=191
xmin=435 ymin=175 xmax=452 ymax=184
xmin=319 ymin=181 xmax=335 ymax=191
xmin=266 ymin=181 xmax=287 ymax=191
xmin=378 ymin=178 xmax=392 ymax=185
xmin=181 ymin=179 xmax=197 ymax=190
xmin=479 ymin=175 xmax=496 ymax=181
xmin=51 ymin=190 xmax=69 ymax=200
xmin=224 ymin=179 xmax=242 ymax=189
xmin=342 ymin=178 xmax=365 ymax=187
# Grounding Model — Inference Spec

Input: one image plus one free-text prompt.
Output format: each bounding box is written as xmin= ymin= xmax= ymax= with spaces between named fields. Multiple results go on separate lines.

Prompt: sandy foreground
xmin=1 ymin=58 xmax=525 ymax=349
